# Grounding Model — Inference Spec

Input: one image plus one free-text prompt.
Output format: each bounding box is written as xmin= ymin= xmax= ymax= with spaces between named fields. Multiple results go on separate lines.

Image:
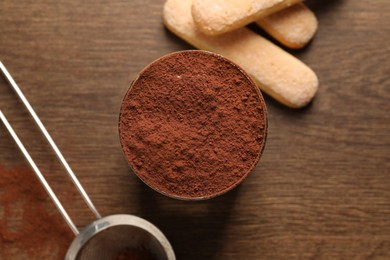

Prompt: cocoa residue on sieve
xmin=113 ymin=246 xmax=157 ymax=260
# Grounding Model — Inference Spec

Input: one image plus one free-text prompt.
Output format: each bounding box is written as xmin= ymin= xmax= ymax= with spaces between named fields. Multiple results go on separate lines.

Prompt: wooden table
xmin=1 ymin=0 xmax=389 ymax=259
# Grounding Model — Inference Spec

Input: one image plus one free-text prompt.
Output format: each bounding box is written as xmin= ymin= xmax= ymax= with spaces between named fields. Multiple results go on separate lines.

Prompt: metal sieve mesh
xmin=65 ymin=215 xmax=175 ymax=260
xmin=77 ymin=226 xmax=163 ymax=259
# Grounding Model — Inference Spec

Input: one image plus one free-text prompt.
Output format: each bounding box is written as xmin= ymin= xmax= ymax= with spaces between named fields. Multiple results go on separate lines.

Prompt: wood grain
xmin=1 ymin=0 xmax=389 ymax=259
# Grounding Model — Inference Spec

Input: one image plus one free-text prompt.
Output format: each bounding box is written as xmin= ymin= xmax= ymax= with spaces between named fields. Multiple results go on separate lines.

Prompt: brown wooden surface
xmin=0 ymin=0 xmax=389 ymax=259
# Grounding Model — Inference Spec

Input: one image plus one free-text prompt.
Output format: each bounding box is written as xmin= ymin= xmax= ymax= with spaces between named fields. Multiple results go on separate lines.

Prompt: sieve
xmin=0 ymin=62 xmax=175 ymax=260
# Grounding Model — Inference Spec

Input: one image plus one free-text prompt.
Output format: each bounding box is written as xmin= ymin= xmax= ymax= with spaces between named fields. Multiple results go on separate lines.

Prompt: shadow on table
xmin=135 ymin=179 xmax=240 ymax=260
xmin=306 ymin=0 xmax=347 ymax=18
xmin=263 ymin=91 xmax=316 ymax=116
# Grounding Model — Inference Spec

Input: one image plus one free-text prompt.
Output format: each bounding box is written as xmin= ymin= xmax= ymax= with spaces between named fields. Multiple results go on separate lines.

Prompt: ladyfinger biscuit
xmin=163 ymin=0 xmax=318 ymax=108
xmin=256 ymin=3 xmax=318 ymax=49
xmin=192 ymin=0 xmax=302 ymax=35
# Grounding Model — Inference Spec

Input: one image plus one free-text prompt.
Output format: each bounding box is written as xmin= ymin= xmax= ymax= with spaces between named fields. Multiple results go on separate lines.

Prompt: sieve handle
xmin=0 ymin=61 xmax=101 ymax=230
xmin=0 ymin=110 xmax=80 ymax=235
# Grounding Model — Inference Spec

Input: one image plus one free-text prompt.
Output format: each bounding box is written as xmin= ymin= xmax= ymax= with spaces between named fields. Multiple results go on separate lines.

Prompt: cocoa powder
xmin=119 ymin=50 xmax=267 ymax=199
xmin=0 ymin=164 xmax=73 ymax=259
xmin=113 ymin=246 xmax=157 ymax=260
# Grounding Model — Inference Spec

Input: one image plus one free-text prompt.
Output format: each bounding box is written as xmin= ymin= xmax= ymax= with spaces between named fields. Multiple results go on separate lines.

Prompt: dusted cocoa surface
xmin=119 ymin=51 xmax=267 ymax=199
xmin=0 ymin=165 xmax=73 ymax=259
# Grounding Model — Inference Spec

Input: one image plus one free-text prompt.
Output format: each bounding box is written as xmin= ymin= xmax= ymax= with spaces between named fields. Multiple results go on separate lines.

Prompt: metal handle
xmin=0 ymin=110 xmax=80 ymax=235
xmin=0 ymin=61 xmax=101 ymax=233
